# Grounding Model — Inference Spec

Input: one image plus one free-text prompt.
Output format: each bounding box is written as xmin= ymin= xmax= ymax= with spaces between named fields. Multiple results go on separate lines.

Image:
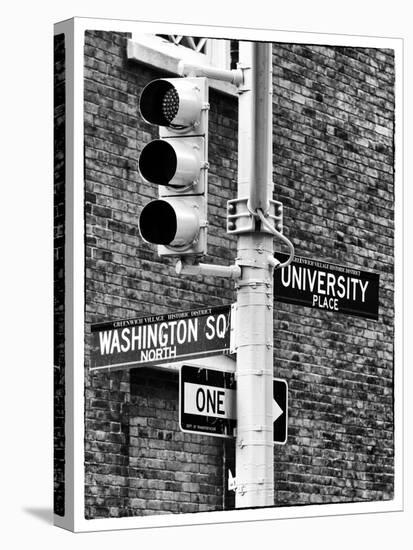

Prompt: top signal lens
xmin=139 ymin=78 xmax=203 ymax=130
xmin=162 ymin=87 xmax=179 ymax=124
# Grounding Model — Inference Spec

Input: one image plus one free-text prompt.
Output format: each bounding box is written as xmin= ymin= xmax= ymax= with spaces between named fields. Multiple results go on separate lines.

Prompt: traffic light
xmin=138 ymin=77 xmax=209 ymax=257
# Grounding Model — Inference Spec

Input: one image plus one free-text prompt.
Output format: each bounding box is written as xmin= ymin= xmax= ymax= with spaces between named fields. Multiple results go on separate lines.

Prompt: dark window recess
xmin=155 ymin=35 xmax=240 ymax=72
xmin=230 ymin=40 xmax=239 ymax=69
xmin=157 ymin=35 xmax=208 ymax=54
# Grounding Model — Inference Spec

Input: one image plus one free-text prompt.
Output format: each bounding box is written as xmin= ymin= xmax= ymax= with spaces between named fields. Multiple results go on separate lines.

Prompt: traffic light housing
xmin=138 ymin=77 xmax=209 ymax=257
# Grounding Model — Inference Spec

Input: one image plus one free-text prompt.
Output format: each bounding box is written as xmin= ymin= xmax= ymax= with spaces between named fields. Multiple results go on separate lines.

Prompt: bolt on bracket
xmin=227 ymin=197 xmax=283 ymax=235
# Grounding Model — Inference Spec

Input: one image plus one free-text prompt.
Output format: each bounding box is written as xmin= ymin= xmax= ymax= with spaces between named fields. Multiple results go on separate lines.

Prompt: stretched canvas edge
xmin=53 ymin=16 xmax=404 ymax=532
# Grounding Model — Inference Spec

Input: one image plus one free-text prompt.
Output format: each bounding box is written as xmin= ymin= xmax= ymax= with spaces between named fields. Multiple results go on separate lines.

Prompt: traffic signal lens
xmin=140 ymin=78 xmax=204 ymax=131
xmin=139 ymin=198 xmax=201 ymax=249
xmin=162 ymin=87 xmax=179 ymax=124
xmin=140 ymin=80 xmax=179 ymax=127
xmin=139 ymin=200 xmax=177 ymax=245
xmin=139 ymin=140 xmax=177 ymax=186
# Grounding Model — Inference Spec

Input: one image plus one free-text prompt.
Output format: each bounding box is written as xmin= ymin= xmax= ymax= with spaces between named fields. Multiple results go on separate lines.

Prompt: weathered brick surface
xmin=83 ymin=32 xmax=394 ymax=518
xmin=54 ymin=32 xmax=66 ymax=517
xmin=83 ymin=30 xmax=236 ymax=519
xmin=272 ymin=44 xmax=394 ymax=505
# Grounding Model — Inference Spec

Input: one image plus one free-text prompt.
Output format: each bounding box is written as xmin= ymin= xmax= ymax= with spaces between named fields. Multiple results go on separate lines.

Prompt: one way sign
xmin=273 ymin=378 xmax=288 ymax=445
xmin=180 ymin=365 xmax=288 ymax=444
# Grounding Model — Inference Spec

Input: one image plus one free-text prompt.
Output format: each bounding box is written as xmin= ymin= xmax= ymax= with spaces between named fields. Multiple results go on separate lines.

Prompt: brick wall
xmin=53 ymin=32 xmax=66 ymax=517
xmin=83 ymin=32 xmax=394 ymax=518
xmin=272 ymin=44 xmax=394 ymax=504
xmin=83 ymin=30 xmax=237 ymax=519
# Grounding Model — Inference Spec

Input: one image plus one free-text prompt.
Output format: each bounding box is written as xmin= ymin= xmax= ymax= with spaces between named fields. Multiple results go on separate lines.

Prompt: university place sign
xmin=90 ymin=305 xmax=232 ymax=371
xmin=274 ymin=253 xmax=380 ymax=320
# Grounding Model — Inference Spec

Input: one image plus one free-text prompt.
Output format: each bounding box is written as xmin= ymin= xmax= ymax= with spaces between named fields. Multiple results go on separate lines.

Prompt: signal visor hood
xmin=139 ymin=198 xmax=200 ymax=248
xmin=140 ymin=78 xmax=203 ymax=129
xmin=138 ymin=138 xmax=201 ymax=188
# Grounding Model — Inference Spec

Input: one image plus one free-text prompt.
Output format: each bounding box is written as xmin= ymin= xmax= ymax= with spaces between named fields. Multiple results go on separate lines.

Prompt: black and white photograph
xmin=52 ymin=17 xmax=403 ymax=532
xmin=4 ymin=3 xmax=411 ymax=547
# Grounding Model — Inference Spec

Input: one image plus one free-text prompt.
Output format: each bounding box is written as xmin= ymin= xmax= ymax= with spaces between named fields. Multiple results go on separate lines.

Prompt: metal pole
xmin=235 ymin=41 xmax=274 ymax=508
xmin=178 ymin=60 xmax=244 ymax=86
xmin=175 ymin=260 xmax=241 ymax=279
xmin=250 ymin=43 xmax=273 ymax=214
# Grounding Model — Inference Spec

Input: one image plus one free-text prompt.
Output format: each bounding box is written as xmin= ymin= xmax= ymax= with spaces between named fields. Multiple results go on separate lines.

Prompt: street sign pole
xmin=235 ymin=42 xmax=275 ymax=508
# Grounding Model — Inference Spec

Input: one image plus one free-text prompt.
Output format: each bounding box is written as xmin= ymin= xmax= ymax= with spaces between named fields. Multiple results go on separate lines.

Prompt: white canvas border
xmin=54 ymin=16 xmax=403 ymax=532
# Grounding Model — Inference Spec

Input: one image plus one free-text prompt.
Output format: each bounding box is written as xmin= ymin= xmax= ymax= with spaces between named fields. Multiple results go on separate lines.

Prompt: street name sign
xmin=180 ymin=364 xmax=288 ymax=443
xmin=274 ymin=253 xmax=380 ymax=320
xmin=90 ymin=305 xmax=232 ymax=372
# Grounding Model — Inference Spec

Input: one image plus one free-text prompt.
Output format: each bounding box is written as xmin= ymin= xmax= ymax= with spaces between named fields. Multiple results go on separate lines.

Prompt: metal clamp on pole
xmin=227 ymin=197 xmax=283 ymax=235
xmin=178 ymin=60 xmax=244 ymax=87
xmin=255 ymin=209 xmax=295 ymax=270
xmin=176 ymin=260 xmax=241 ymax=279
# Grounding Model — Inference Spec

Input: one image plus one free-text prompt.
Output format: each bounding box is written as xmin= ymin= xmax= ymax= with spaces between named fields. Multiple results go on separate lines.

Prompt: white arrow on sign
xmin=273 ymin=398 xmax=283 ymax=422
